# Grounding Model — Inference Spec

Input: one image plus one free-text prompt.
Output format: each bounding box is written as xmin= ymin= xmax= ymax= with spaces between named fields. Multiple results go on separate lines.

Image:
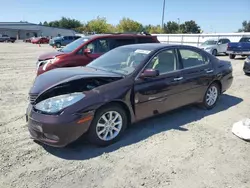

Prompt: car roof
xmin=84 ymin=33 xmax=156 ymax=39
xmin=117 ymin=43 xmax=195 ymax=51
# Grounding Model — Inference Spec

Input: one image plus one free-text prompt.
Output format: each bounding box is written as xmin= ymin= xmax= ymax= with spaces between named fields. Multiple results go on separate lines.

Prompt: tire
xmin=56 ymin=43 xmax=61 ymax=48
xmin=229 ymin=54 xmax=235 ymax=59
xmin=87 ymin=104 xmax=128 ymax=146
xmin=202 ymin=82 xmax=220 ymax=110
xmin=212 ymin=49 xmax=217 ymax=56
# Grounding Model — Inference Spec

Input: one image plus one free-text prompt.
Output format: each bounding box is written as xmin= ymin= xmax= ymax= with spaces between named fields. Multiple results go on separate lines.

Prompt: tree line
xmin=39 ymin=17 xmax=250 ymax=34
xmin=39 ymin=16 xmax=202 ymax=34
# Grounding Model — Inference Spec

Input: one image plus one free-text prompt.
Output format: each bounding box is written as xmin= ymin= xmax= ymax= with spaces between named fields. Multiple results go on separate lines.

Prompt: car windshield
xmin=60 ymin=37 xmax=90 ymax=52
xmin=202 ymin=40 xmax=218 ymax=45
xmin=239 ymin=37 xmax=250 ymax=42
xmin=87 ymin=47 xmax=152 ymax=75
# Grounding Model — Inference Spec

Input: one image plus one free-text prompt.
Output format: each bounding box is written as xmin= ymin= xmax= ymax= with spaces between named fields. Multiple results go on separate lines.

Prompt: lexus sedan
xmin=26 ymin=43 xmax=233 ymax=147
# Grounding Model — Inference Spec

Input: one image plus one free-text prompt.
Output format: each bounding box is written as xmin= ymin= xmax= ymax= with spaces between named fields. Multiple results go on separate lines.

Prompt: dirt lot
xmin=0 ymin=43 xmax=249 ymax=188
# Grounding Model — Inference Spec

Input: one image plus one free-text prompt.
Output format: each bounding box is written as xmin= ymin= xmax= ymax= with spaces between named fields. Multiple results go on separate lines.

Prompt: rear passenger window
xmin=137 ymin=37 xmax=155 ymax=43
xmin=179 ymin=49 xmax=208 ymax=69
xmin=114 ymin=38 xmax=135 ymax=48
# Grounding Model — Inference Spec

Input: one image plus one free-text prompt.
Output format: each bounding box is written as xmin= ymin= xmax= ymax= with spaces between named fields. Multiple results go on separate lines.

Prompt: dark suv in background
xmin=49 ymin=35 xmax=81 ymax=48
xmin=37 ymin=32 xmax=160 ymax=76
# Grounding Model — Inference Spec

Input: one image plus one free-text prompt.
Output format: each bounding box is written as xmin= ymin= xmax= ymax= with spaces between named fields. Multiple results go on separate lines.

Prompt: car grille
xmin=29 ymin=94 xmax=38 ymax=104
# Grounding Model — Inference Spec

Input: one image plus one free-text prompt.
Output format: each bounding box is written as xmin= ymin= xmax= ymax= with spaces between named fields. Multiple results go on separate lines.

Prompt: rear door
xmin=68 ymin=36 xmax=74 ymax=44
xmin=177 ymin=47 xmax=215 ymax=104
xmin=218 ymin=39 xmax=230 ymax=53
xmin=62 ymin=36 xmax=69 ymax=46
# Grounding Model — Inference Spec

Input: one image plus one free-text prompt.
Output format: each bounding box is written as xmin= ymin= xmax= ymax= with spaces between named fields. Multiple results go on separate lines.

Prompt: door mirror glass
xmin=139 ymin=69 xmax=159 ymax=79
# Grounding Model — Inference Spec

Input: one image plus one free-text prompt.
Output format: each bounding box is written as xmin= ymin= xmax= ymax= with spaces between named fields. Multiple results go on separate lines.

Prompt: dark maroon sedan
xmin=26 ymin=43 xmax=233 ymax=147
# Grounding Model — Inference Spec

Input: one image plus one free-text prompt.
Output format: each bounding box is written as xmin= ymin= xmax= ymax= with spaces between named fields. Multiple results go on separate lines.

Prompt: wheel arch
xmin=95 ymin=100 xmax=133 ymax=125
xmin=210 ymin=80 xmax=222 ymax=94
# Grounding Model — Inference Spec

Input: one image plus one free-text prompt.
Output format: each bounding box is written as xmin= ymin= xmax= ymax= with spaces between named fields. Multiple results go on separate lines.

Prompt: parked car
xmin=227 ymin=37 xmax=250 ymax=59
xmin=31 ymin=37 xmax=50 ymax=44
xmin=199 ymin=38 xmax=230 ymax=56
xmin=49 ymin=36 xmax=81 ymax=48
xmin=243 ymin=56 xmax=250 ymax=74
xmin=24 ymin=37 xmax=35 ymax=43
xmin=36 ymin=33 xmax=160 ymax=76
xmin=0 ymin=34 xmax=16 ymax=43
xmin=26 ymin=43 xmax=233 ymax=147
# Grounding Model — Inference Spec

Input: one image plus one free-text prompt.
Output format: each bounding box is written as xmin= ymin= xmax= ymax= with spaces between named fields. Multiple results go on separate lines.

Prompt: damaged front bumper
xmin=26 ymin=104 xmax=94 ymax=147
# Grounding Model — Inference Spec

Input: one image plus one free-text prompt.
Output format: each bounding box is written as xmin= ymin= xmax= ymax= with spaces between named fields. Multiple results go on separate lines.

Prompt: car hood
xmin=38 ymin=51 xmax=65 ymax=61
xmin=30 ymin=66 xmax=123 ymax=94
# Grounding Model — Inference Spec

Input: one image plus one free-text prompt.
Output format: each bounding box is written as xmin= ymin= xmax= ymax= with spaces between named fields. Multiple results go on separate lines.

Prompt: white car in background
xmin=199 ymin=38 xmax=231 ymax=56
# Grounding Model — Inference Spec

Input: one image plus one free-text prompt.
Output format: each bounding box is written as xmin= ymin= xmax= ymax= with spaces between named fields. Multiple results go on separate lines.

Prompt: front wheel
xmin=212 ymin=49 xmax=217 ymax=56
xmin=56 ymin=43 xmax=61 ymax=48
xmin=202 ymin=83 xmax=220 ymax=110
xmin=87 ymin=104 xmax=128 ymax=146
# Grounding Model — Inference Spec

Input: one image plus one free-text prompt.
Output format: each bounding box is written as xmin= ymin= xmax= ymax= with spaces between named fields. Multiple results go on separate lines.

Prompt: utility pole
xmin=161 ymin=0 xmax=166 ymax=29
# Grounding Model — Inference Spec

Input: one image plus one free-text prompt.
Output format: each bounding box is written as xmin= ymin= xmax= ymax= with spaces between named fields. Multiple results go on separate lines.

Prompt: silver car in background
xmin=199 ymin=38 xmax=231 ymax=56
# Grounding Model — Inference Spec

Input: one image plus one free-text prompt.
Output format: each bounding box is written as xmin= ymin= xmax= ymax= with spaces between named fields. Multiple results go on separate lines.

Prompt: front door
xmin=70 ymin=38 xmax=112 ymax=67
xmin=177 ymin=47 xmax=215 ymax=104
xmin=134 ymin=48 xmax=186 ymax=121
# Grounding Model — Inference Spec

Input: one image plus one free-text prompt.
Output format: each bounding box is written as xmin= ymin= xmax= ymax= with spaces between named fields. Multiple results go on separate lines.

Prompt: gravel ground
xmin=0 ymin=43 xmax=249 ymax=188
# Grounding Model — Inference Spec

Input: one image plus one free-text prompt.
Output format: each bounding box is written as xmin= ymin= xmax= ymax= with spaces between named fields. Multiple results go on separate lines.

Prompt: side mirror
xmin=139 ymin=69 xmax=159 ymax=79
xmin=84 ymin=48 xmax=92 ymax=54
xmin=217 ymin=42 xmax=222 ymax=45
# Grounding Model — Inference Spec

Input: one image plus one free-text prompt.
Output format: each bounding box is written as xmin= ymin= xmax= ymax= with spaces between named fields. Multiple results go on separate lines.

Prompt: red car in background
xmin=36 ymin=33 xmax=160 ymax=76
xmin=31 ymin=37 xmax=49 ymax=44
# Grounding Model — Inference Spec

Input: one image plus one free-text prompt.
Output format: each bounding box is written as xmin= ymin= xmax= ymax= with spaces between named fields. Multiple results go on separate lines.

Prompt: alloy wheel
xmin=206 ymin=86 xmax=218 ymax=106
xmin=96 ymin=111 xmax=123 ymax=141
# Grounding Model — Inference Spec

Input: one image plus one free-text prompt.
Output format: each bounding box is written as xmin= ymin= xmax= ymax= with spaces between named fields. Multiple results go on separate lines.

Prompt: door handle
xmin=206 ymin=69 xmax=214 ymax=73
xmin=173 ymin=77 xmax=183 ymax=81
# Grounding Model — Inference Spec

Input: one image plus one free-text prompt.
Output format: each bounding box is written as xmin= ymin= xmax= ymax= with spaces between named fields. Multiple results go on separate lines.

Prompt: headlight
xmin=42 ymin=57 xmax=59 ymax=71
xmin=34 ymin=93 xmax=85 ymax=114
xmin=205 ymin=47 xmax=212 ymax=50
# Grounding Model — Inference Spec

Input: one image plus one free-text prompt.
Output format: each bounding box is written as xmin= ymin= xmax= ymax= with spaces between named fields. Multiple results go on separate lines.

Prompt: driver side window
xmin=146 ymin=49 xmax=177 ymax=75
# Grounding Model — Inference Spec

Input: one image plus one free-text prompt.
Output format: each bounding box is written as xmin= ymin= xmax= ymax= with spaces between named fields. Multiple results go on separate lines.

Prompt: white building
xmin=0 ymin=22 xmax=77 ymax=39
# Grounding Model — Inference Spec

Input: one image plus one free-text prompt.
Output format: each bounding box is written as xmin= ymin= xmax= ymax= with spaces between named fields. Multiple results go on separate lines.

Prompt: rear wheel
xmin=87 ymin=104 xmax=128 ymax=146
xmin=229 ymin=54 xmax=236 ymax=59
xmin=202 ymin=83 xmax=220 ymax=110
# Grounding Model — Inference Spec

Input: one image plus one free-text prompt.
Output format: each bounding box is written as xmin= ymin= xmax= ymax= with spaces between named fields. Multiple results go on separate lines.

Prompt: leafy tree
xmin=164 ymin=21 xmax=179 ymax=33
xmin=179 ymin=20 xmax=201 ymax=33
xmin=238 ymin=20 xmax=250 ymax=32
xmin=143 ymin=24 xmax=164 ymax=34
xmin=85 ymin=16 xmax=113 ymax=33
xmin=117 ymin=18 xmax=143 ymax=32
xmin=58 ymin=17 xmax=81 ymax=29
xmin=48 ymin=21 xmax=60 ymax=27
xmin=43 ymin=21 xmax=49 ymax=26
xmin=39 ymin=22 xmax=42 ymax=25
